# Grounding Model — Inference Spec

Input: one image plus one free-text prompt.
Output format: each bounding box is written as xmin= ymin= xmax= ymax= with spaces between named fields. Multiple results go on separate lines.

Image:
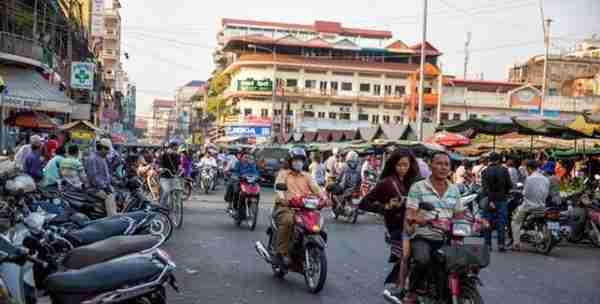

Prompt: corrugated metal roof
xmin=0 ymin=65 xmax=72 ymax=107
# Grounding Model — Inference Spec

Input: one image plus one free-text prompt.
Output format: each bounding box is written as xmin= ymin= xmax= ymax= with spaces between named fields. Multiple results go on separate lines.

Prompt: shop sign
xmin=238 ymin=78 xmax=273 ymax=92
xmin=225 ymin=126 xmax=271 ymax=137
xmin=91 ymin=0 xmax=105 ymax=37
xmin=2 ymin=95 xmax=42 ymax=109
xmin=71 ymin=126 xmax=95 ymax=141
xmin=244 ymin=115 xmax=272 ymax=125
xmin=71 ymin=62 xmax=95 ymax=90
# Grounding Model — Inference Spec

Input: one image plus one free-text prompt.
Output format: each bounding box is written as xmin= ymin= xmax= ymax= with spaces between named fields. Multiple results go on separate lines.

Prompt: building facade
xmin=173 ymin=80 xmax=206 ymax=140
xmin=213 ymin=18 xmax=442 ymax=137
xmin=150 ymin=99 xmax=175 ymax=144
xmin=508 ymin=38 xmax=600 ymax=97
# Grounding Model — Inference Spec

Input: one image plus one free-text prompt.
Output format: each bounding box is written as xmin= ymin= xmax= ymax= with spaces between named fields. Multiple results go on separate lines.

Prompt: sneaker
xmin=382 ymin=288 xmax=403 ymax=304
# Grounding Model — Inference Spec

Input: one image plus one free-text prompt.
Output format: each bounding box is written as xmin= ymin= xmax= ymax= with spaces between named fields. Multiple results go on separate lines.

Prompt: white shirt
xmin=14 ymin=144 xmax=32 ymax=169
xmin=325 ymin=156 xmax=337 ymax=179
xmin=472 ymin=164 xmax=487 ymax=185
xmin=199 ymin=156 xmax=218 ymax=168
xmin=454 ymin=165 xmax=467 ymax=184
xmin=417 ymin=158 xmax=431 ymax=179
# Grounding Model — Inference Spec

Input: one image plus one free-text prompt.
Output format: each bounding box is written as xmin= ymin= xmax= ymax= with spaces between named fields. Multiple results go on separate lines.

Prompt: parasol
xmin=431 ymin=132 xmax=471 ymax=147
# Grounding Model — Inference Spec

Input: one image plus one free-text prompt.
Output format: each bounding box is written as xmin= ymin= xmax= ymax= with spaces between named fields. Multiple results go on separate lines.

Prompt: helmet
xmin=345 ymin=150 xmax=359 ymax=163
xmin=168 ymin=139 xmax=179 ymax=148
xmin=332 ymin=147 xmax=340 ymax=156
xmin=288 ymin=147 xmax=307 ymax=162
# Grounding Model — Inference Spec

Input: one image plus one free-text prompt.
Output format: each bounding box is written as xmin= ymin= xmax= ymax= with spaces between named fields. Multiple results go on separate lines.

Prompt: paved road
xmin=164 ymin=187 xmax=600 ymax=304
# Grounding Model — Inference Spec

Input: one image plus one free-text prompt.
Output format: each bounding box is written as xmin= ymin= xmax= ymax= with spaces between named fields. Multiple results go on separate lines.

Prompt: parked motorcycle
xmin=514 ymin=206 xmax=561 ymax=254
xmin=406 ymin=202 xmax=489 ymax=304
xmin=560 ymin=192 xmax=600 ymax=247
xmin=229 ymin=175 xmax=260 ymax=230
xmin=255 ymin=183 xmax=328 ymax=294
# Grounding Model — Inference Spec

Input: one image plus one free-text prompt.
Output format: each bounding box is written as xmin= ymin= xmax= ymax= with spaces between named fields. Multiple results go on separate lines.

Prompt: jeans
xmin=90 ymin=189 xmax=117 ymax=216
xmin=159 ymin=177 xmax=177 ymax=207
xmin=483 ymin=200 xmax=508 ymax=247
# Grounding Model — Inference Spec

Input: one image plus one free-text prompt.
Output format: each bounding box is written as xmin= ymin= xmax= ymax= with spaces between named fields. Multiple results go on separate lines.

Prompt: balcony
xmin=104 ymin=30 xmax=118 ymax=41
xmin=103 ymin=49 xmax=118 ymax=61
xmin=225 ymin=87 xmax=404 ymax=105
xmin=0 ymin=32 xmax=45 ymax=66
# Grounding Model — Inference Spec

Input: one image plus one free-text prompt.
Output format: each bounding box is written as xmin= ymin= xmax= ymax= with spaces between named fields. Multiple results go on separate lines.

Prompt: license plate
xmin=547 ymin=222 xmax=559 ymax=231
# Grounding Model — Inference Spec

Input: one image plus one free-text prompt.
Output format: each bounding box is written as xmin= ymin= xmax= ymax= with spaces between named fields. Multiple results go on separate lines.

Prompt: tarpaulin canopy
xmin=437 ymin=116 xmax=517 ymax=136
xmin=4 ymin=111 xmax=58 ymax=129
xmin=512 ymin=117 xmax=585 ymax=139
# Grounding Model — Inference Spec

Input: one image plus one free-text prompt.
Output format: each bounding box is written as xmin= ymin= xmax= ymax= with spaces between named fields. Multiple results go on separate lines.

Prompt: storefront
xmin=59 ymin=120 xmax=105 ymax=154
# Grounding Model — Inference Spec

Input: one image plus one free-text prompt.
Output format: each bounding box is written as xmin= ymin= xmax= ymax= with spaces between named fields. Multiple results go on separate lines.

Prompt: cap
xmin=99 ymin=138 xmax=112 ymax=149
xmin=30 ymin=135 xmax=42 ymax=144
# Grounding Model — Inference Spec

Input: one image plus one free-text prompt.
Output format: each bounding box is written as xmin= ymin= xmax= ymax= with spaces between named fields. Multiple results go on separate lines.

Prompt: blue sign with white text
xmin=225 ymin=126 xmax=271 ymax=137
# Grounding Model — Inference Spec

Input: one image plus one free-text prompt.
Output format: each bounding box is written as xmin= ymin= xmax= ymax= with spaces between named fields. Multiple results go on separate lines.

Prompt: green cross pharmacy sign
xmin=71 ymin=62 xmax=95 ymax=90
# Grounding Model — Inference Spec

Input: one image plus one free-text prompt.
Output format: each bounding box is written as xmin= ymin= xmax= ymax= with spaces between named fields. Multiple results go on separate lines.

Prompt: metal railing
xmin=0 ymin=31 xmax=44 ymax=63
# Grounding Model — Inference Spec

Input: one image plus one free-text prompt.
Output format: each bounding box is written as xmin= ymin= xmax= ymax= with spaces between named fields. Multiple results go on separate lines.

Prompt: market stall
xmin=59 ymin=120 xmax=105 ymax=153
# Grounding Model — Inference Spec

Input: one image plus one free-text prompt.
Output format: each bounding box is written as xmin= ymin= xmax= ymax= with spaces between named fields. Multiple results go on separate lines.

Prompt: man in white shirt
xmin=325 ymin=147 xmax=340 ymax=182
xmin=472 ymin=157 xmax=488 ymax=185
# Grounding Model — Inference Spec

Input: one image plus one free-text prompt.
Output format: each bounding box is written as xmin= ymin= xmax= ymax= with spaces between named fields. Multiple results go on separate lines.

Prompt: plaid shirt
xmin=407 ymin=178 xmax=463 ymax=240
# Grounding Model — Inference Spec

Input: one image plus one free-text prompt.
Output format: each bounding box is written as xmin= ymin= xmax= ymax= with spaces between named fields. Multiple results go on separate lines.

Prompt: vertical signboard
xmin=71 ymin=62 xmax=95 ymax=90
xmin=91 ymin=0 xmax=105 ymax=37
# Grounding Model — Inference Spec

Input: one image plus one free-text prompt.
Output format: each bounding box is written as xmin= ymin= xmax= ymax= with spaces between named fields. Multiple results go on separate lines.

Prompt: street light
xmin=248 ymin=44 xmax=277 ymax=140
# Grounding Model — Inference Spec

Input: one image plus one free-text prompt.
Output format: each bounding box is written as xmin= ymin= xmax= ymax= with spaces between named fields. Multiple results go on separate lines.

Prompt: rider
xmin=225 ymin=148 xmax=259 ymax=211
xmin=199 ymin=147 xmax=218 ymax=168
xmin=179 ymin=144 xmax=193 ymax=179
xmin=273 ymin=147 xmax=326 ymax=267
xmin=325 ymin=147 xmax=340 ymax=187
xmin=404 ymin=151 xmax=468 ymax=304
xmin=361 ymin=150 xmax=380 ymax=182
xmin=159 ymin=140 xmax=181 ymax=207
xmin=331 ymin=150 xmax=362 ymax=208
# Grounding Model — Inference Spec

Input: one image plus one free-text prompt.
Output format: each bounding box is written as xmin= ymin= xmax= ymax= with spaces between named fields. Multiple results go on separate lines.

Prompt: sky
xmin=119 ymin=0 xmax=600 ymax=117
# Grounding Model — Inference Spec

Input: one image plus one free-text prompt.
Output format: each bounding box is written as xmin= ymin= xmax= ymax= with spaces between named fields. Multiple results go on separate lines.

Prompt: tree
xmin=205 ymin=72 xmax=233 ymax=123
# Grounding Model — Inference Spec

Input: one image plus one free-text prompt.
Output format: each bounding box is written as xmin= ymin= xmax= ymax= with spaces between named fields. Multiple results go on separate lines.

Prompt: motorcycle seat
xmin=46 ymin=256 xmax=162 ymax=293
xmin=84 ymin=211 xmax=146 ymax=226
xmin=66 ymin=218 xmax=131 ymax=246
xmin=63 ymin=235 xmax=161 ymax=269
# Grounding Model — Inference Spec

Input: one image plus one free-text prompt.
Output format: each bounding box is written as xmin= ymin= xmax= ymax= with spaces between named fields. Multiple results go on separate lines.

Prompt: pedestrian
xmin=358 ymin=149 xmax=421 ymax=303
xmin=505 ymin=158 xmax=520 ymax=186
xmin=46 ymin=134 xmax=59 ymax=160
xmin=308 ymin=152 xmax=326 ymax=187
xmin=518 ymin=159 xmax=528 ymax=183
xmin=24 ymin=138 xmax=44 ymax=182
xmin=60 ymin=145 xmax=85 ymax=189
xmin=472 ymin=157 xmax=488 ymax=185
xmin=84 ymin=139 xmax=118 ymax=216
xmin=453 ymin=160 xmax=469 ymax=184
xmin=41 ymin=145 xmax=66 ymax=187
xmin=15 ymin=134 xmax=42 ymax=169
xmin=511 ymin=160 xmax=550 ymax=251
xmin=481 ymin=152 xmax=512 ymax=252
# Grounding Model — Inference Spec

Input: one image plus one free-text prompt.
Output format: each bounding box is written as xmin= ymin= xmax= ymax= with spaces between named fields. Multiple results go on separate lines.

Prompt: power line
xmin=124 ymin=31 xmax=215 ymax=49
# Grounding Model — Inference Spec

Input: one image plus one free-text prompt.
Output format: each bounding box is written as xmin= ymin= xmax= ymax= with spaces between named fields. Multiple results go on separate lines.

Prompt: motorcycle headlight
xmin=452 ymin=221 xmax=472 ymax=237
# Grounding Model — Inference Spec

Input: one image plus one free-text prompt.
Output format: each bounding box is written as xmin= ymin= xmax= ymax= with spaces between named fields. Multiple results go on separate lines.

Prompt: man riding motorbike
xmin=325 ymin=147 xmax=341 ymax=187
xmin=273 ymin=147 xmax=326 ymax=267
xmin=159 ymin=140 xmax=181 ymax=207
xmin=199 ymin=147 xmax=218 ymax=168
xmin=225 ymin=148 xmax=260 ymax=211
xmin=330 ymin=150 xmax=362 ymax=210
xmin=83 ymin=138 xmax=119 ymax=216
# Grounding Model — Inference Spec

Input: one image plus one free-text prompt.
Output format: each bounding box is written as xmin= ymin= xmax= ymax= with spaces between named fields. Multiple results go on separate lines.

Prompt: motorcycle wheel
xmin=458 ymin=283 xmax=484 ymax=304
xmin=144 ymin=211 xmax=174 ymax=243
xmin=169 ymin=190 xmax=184 ymax=229
xmin=534 ymin=224 xmax=555 ymax=254
xmin=248 ymin=200 xmax=259 ymax=231
xmin=304 ymin=246 xmax=327 ymax=294
xmin=588 ymin=221 xmax=600 ymax=248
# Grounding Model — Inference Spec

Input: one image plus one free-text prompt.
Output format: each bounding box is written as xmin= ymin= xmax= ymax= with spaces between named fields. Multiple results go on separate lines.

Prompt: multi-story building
xmin=214 ymin=18 xmax=442 ymax=137
xmin=439 ymin=78 xmax=600 ymax=123
xmin=508 ymin=38 xmax=600 ymax=97
xmin=150 ymin=99 xmax=175 ymax=144
xmin=174 ymin=80 xmax=206 ymax=139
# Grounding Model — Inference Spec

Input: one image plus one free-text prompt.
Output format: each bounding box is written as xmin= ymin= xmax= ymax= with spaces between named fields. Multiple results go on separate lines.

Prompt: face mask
xmin=292 ymin=160 xmax=304 ymax=171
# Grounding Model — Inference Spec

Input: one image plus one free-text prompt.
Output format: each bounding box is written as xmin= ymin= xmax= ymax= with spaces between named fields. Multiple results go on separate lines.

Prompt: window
xmin=374 ymin=85 xmax=381 ymax=96
xmin=318 ymin=112 xmax=326 ymax=118
xmin=244 ymin=108 xmax=252 ymax=116
xmin=469 ymin=113 xmax=477 ymax=119
xmin=548 ymin=88 xmax=558 ymax=96
xmin=394 ymin=116 xmax=402 ymax=123
xmin=452 ymin=113 xmax=461 ymax=121
xmin=371 ymin=115 xmax=379 ymax=124
xmin=305 ymin=80 xmax=316 ymax=89
xmin=359 ymin=83 xmax=371 ymax=92
xmin=260 ymin=109 xmax=269 ymax=117
xmin=441 ymin=112 xmax=449 ymax=121
xmin=330 ymin=82 xmax=339 ymax=94
xmin=274 ymin=109 xmax=282 ymax=116
xmin=384 ymin=85 xmax=392 ymax=96
xmin=339 ymin=113 xmax=350 ymax=120
xmin=358 ymin=114 xmax=369 ymax=121
xmin=287 ymin=110 xmax=294 ymax=116
xmin=394 ymin=86 xmax=405 ymax=96
xmin=319 ymin=81 xmax=328 ymax=95
xmin=329 ymin=112 xmax=337 ymax=119
xmin=383 ymin=115 xmax=390 ymax=124
xmin=304 ymin=111 xmax=315 ymax=118
xmin=424 ymin=87 xmax=433 ymax=94
xmin=341 ymin=82 xmax=353 ymax=91
xmin=286 ymin=79 xmax=298 ymax=87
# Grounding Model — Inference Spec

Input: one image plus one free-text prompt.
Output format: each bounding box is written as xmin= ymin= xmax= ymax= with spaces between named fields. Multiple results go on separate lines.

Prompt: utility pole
xmin=417 ymin=0 xmax=428 ymax=142
xmin=463 ymin=32 xmax=471 ymax=80
xmin=539 ymin=0 xmax=551 ymax=117
xmin=436 ymin=62 xmax=443 ymax=125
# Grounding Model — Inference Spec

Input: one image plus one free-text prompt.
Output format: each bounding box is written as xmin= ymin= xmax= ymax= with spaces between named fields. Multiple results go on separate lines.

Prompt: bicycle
xmin=159 ymin=169 xmax=185 ymax=229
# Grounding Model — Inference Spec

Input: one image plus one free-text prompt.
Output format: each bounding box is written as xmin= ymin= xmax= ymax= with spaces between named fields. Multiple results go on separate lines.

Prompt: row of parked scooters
xmin=459 ymin=176 xmax=600 ymax=255
xmin=0 ymin=160 xmax=179 ymax=304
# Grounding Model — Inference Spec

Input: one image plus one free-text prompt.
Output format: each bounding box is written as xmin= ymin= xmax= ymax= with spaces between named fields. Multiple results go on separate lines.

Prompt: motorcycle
xmin=198 ymin=165 xmax=217 ymax=194
xmin=406 ymin=202 xmax=489 ymax=304
xmin=229 ymin=175 xmax=260 ymax=230
xmin=330 ymin=189 xmax=361 ymax=224
xmin=255 ymin=183 xmax=328 ymax=294
xmin=360 ymin=170 xmax=378 ymax=198
xmin=515 ymin=206 xmax=561 ymax=254
xmin=560 ymin=191 xmax=600 ymax=247
xmin=0 ymin=232 xmax=178 ymax=304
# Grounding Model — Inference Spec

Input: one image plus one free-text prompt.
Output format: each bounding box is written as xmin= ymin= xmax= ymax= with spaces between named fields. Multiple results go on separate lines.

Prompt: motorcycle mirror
xmin=275 ymin=183 xmax=287 ymax=191
xmin=419 ymin=202 xmax=435 ymax=211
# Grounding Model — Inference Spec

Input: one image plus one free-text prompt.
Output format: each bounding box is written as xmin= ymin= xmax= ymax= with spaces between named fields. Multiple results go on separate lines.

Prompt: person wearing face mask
xmin=273 ymin=147 xmax=326 ymax=267
xmin=331 ymin=150 xmax=362 ymax=209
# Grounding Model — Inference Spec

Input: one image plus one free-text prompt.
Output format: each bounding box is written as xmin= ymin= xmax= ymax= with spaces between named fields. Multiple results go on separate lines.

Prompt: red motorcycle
xmin=255 ymin=184 xmax=328 ymax=294
xmin=407 ymin=202 xmax=489 ymax=304
xmin=229 ymin=175 xmax=260 ymax=230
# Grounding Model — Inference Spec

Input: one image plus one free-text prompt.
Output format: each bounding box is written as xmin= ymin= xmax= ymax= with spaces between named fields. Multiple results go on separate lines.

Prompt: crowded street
xmin=165 ymin=186 xmax=600 ymax=304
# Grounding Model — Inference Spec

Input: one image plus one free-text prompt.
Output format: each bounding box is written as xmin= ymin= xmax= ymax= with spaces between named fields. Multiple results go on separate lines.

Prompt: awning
xmin=4 ymin=111 xmax=59 ymax=129
xmin=0 ymin=65 xmax=73 ymax=113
